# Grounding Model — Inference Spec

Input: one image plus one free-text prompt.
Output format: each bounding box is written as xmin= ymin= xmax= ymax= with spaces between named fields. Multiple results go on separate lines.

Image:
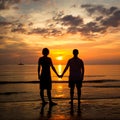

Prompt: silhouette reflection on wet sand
xmin=39 ymin=102 xmax=82 ymax=120
xmin=70 ymin=102 xmax=82 ymax=119
xmin=40 ymin=103 xmax=54 ymax=119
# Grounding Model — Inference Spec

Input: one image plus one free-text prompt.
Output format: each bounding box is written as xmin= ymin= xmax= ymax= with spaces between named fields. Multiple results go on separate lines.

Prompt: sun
xmin=56 ymin=56 xmax=63 ymax=61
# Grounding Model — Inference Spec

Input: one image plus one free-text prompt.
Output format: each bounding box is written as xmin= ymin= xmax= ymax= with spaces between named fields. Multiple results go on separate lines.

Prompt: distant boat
xmin=18 ymin=62 xmax=24 ymax=65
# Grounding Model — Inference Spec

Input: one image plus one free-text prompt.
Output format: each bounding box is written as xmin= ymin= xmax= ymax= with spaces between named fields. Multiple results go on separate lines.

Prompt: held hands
xmin=57 ymin=74 xmax=63 ymax=78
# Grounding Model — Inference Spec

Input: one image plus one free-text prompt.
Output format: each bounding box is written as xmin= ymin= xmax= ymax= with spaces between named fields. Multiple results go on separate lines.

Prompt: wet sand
xmin=0 ymin=98 xmax=120 ymax=120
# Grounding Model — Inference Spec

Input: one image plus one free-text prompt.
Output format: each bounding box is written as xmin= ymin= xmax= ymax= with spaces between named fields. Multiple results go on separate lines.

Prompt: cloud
xmin=28 ymin=5 xmax=120 ymax=38
xmin=29 ymin=28 xmax=62 ymax=37
xmin=0 ymin=0 xmax=52 ymax=10
xmin=0 ymin=0 xmax=21 ymax=10
xmin=29 ymin=14 xmax=83 ymax=36
xmin=81 ymin=4 xmax=120 ymax=28
xmin=1 ymin=2 xmax=120 ymax=38
xmin=81 ymin=4 xmax=118 ymax=15
xmin=53 ymin=13 xmax=106 ymax=36
xmin=0 ymin=16 xmax=12 ymax=26
xmin=79 ymin=22 xmax=106 ymax=35
xmin=101 ymin=10 xmax=120 ymax=27
xmin=0 ymin=16 xmax=28 ymax=34
xmin=11 ymin=23 xmax=27 ymax=33
xmin=60 ymin=15 xmax=83 ymax=26
xmin=63 ymin=4 xmax=120 ymax=36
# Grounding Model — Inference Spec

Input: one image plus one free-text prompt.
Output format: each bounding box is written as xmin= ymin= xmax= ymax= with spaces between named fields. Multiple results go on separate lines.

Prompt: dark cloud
xmin=66 ymin=22 xmax=106 ymax=36
xmin=71 ymin=4 xmax=77 ymax=8
xmin=11 ymin=23 xmax=26 ymax=33
xmin=101 ymin=10 xmax=120 ymax=27
xmin=67 ymin=26 xmax=80 ymax=34
xmin=1 ymin=2 xmax=120 ymax=38
xmin=0 ymin=0 xmax=21 ymax=10
xmin=29 ymin=6 xmax=120 ymax=37
xmin=53 ymin=10 xmax=64 ymax=21
xmin=53 ymin=13 xmax=106 ymax=36
xmin=75 ymin=4 xmax=120 ymax=36
xmin=0 ymin=0 xmax=48 ymax=10
xmin=0 ymin=16 xmax=12 ymax=26
xmin=81 ymin=4 xmax=118 ymax=15
xmin=81 ymin=4 xmax=120 ymax=28
xmin=28 ymin=22 xmax=33 ymax=26
xmin=0 ymin=21 xmax=11 ymax=26
xmin=29 ymin=28 xmax=62 ymax=36
xmin=0 ymin=16 xmax=13 ymax=34
xmin=80 ymin=22 xmax=106 ymax=35
xmin=11 ymin=27 xmax=26 ymax=33
xmin=30 ymin=28 xmax=48 ymax=35
xmin=109 ymin=7 xmax=118 ymax=14
xmin=29 ymin=14 xmax=83 ymax=36
xmin=96 ymin=16 xmax=103 ymax=21
xmin=60 ymin=15 xmax=83 ymax=26
xmin=0 ymin=16 xmax=28 ymax=35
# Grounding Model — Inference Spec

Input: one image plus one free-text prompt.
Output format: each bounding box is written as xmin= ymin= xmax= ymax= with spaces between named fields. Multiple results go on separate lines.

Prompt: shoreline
xmin=0 ymin=79 xmax=119 ymax=84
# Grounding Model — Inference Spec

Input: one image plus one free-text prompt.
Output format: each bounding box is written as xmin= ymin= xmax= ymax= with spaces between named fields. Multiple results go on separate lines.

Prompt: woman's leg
xmin=40 ymin=89 xmax=45 ymax=103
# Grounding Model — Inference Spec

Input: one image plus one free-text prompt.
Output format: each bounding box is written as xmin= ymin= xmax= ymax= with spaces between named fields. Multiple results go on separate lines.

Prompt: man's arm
xmin=61 ymin=61 xmax=69 ymax=77
xmin=81 ymin=60 xmax=84 ymax=80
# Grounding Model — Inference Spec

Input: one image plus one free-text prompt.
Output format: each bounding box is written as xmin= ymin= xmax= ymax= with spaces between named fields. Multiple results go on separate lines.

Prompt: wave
xmin=0 ymin=79 xmax=119 ymax=84
xmin=0 ymin=96 xmax=120 ymax=103
xmin=89 ymin=86 xmax=120 ymax=88
xmin=0 ymin=92 xmax=27 ymax=95
xmin=85 ymin=75 xmax=106 ymax=77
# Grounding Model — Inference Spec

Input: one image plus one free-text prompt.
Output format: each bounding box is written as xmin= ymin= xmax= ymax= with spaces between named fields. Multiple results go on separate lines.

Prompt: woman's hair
xmin=42 ymin=48 xmax=49 ymax=56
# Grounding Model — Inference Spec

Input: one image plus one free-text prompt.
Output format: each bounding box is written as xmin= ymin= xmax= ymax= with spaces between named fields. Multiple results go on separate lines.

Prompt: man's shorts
xmin=69 ymin=79 xmax=82 ymax=88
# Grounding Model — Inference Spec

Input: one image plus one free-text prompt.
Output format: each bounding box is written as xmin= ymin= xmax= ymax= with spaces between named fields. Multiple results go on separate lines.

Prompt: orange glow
xmin=57 ymin=85 xmax=63 ymax=90
xmin=0 ymin=1 xmax=120 ymax=65
xmin=56 ymin=56 xmax=63 ymax=61
xmin=57 ymin=64 xmax=62 ymax=74
xmin=50 ymin=49 xmax=72 ymax=65
xmin=57 ymin=64 xmax=62 ymax=80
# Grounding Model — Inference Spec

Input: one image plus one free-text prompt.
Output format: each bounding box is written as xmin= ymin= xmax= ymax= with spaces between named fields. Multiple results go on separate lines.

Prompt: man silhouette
xmin=60 ymin=49 xmax=84 ymax=105
xmin=38 ymin=48 xmax=58 ymax=106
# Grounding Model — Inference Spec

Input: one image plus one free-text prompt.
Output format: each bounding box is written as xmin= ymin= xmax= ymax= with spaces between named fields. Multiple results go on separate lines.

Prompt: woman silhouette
xmin=38 ymin=48 xmax=58 ymax=106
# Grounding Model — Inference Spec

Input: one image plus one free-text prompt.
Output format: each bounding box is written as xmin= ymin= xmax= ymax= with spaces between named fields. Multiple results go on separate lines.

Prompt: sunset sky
xmin=0 ymin=0 xmax=120 ymax=65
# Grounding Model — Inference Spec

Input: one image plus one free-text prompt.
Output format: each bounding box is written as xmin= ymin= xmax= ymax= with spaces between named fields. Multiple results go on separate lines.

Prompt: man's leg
xmin=70 ymin=87 xmax=74 ymax=104
xmin=69 ymin=80 xmax=75 ymax=104
xmin=77 ymin=87 xmax=81 ymax=104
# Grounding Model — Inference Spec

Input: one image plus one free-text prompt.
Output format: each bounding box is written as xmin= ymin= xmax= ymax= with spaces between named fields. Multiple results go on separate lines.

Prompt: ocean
xmin=0 ymin=64 xmax=120 ymax=103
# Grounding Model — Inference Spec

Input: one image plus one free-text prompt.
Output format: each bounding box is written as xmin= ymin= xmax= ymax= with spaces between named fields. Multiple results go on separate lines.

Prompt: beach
xmin=0 ymin=64 xmax=120 ymax=120
xmin=0 ymin=98 xmax=120 ymax=120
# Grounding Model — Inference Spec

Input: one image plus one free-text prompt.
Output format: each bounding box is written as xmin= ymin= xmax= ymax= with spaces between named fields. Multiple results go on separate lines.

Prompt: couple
xmin=38 ymin=48 xmax=84 ymax=106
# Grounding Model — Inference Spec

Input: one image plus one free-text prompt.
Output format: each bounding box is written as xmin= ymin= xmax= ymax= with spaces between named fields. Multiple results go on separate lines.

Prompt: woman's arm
xmin=50 ymin=59 xmax=59 ymax=77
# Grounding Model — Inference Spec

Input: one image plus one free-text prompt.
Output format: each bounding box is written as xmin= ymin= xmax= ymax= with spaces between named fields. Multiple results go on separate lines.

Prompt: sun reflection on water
xmin=55 ymin=84 xmax=64 ymax=98
xmin=57 ymin=64 xmax=62 ymax=81
xmin=57 ymin=64 xmax=62 ymax=74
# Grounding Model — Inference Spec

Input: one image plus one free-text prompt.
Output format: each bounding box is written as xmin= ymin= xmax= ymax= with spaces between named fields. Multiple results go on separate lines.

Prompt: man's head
xmin=73 ymin=49 xmax=79 ymax=57
xmin=42 ymin=48 xmax=49 ymax=56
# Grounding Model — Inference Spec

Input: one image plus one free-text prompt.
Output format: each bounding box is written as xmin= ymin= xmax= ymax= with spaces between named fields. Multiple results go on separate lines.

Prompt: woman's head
xmin=42 ymin=48 xmax=49 ymax=56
